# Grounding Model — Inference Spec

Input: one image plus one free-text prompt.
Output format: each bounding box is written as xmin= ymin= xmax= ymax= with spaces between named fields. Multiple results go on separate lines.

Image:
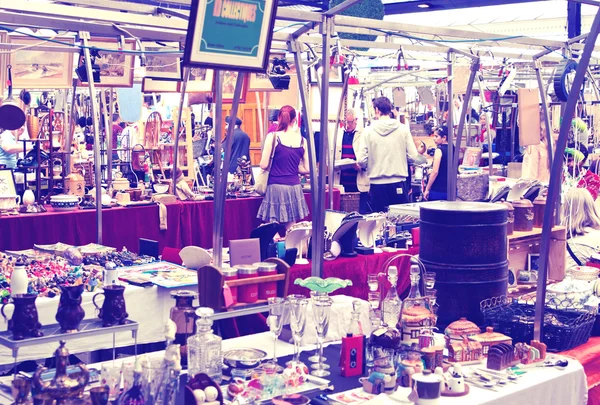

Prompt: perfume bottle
xmin=382 ymin=266 xmax=402 ymax=327
xmin=187 ymin=307 xmax=222 ymax=383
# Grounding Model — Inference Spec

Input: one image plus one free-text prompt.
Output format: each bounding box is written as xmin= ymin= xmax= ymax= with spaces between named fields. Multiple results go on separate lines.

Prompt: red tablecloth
xmin=562 ymin=336 xmax=600 ymax=404
xmin=288 ymin=248 xmax=420 ymax=300
xmin=0 ymin=191 xmax=340 ymax=252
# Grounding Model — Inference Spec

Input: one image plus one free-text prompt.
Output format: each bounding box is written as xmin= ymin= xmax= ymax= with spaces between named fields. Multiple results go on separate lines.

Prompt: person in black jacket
xmin=226 ymin=116 xmax=251 ymax=174
xmin=423 ymin=125 xmax=449 ymax=201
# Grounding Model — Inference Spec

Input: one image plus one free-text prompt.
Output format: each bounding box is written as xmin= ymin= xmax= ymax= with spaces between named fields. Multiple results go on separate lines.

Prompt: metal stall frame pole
xmin=213 ymin=74 xmax=245 ymax=267
xmin=64 ymin=86 xmax=75 ymax=176
xmin=533 ymin=59 xmax=554 ymax=172
xmin=329 ymin=68 xmax=351 ymax=209
xmin=313 ymin=14 xmax=331 ymax=275
xmin=108 ymin=90 xmax=115 ymax=184
xmin=452 ymin=59 xmax=480 ymax=173
xmin=81 ymin=31 xmax=103 ymax=244
xmin=291 ymin=39 xmax=319 ymax=275
xmin=534 ymin=9 xmax=600 ymax=341
xmin=172 ymin=67 xmax=190 ymax=194
xmin=447 ymin=51 xmax=455 ymax=201
xmin=475 ymin=77 xmax=494 ymax=177
xmin=212 ymin=70 xmax=224 ymax=266
xmin=101 ymin=90 xmax=113 ymax=186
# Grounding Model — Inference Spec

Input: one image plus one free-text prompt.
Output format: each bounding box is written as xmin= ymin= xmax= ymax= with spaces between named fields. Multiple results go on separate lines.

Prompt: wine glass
xmin=287 ymin=295 xmax=309 ymax=365
xmin=308 ymin=291 xmax=328 ymax=363
xmin=424 ymin=272 xmax=436 ymax=290
xmin=268 ymin=297 xmax=289 ymax=369
xmin=367 ymin=274 xmax=379 ymax=292
xmin=310 ymin=296 xmax=333 ymax=377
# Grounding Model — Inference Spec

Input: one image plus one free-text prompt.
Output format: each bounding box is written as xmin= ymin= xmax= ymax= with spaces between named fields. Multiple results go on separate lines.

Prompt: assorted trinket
xmin=82 ymin=247 xmax=156 ymax=267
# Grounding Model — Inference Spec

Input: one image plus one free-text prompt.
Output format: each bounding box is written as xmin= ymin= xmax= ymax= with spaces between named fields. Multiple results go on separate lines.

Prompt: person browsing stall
xmin=356 ymin=97 xmax=426 ymax=212
xmin=225 ymin=116 xmax=250 ymax=174
xmin=423 ymin=125 xmax=449 ymax=201
xmin=336 ymin=108 xmax=371 ymax=213
xmin=564 ymin=146 xmax=600 ymax=200
xmin=0 ymin=127 xmax=31 ymax=169
xmin=562 ymin=188 xmax=600 ymax=269
xmin=257 ymin=106 xmax=310 ymax=230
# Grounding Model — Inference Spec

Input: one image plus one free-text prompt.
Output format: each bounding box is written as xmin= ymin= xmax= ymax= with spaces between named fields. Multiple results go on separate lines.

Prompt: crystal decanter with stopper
xmin=382 ymin=266 xmax=402 ymax=327
xmin=187 ymin=307 xmax=222 ymax=383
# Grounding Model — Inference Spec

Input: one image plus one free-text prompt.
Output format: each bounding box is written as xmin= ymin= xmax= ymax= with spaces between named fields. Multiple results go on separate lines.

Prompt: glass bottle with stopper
xmin=341 ymin=300 xmax=365 ymax=377
xmin=382 ymin=266 xmax=402 ymax=327
xmin=187 ymin=307 xmax=222 ymax=383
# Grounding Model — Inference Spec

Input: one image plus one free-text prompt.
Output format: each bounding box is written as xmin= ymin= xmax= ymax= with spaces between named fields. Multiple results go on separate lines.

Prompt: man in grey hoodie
xmin=356 ymin=97 xmax=426 ymax=212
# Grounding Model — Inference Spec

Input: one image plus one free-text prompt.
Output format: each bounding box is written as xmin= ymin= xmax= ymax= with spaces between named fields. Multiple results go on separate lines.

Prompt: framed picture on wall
xmin=528 ymin=253 xmax=540 ymax=271
xmin=143 ymin=41 xmax=182 ymax=80
xmin=249 ymin=72 xmax=279 ymax=92
xmin=78 ymin=37 xmax=136 ymax=88
xmin=8 ymin=35 xmax=74 ymax=89
xmin=0 ymin=169 xmax=16 ymax=196
xmin=181 ymin=67 xmax=214 ymax=93
xmin=142 ymin=77 xmax=179 ymax=93
xmin=220 ymin=71 xmax=248 ymax=104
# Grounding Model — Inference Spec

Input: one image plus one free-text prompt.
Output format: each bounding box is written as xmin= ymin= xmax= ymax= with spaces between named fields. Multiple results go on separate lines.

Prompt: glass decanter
xmin=187 ymin=307 xmax=222 ymax=383
xmin=347 ymin=300 xmax=363 ymax=337
xmin=382 ymin=266 xmax=402 ymax=327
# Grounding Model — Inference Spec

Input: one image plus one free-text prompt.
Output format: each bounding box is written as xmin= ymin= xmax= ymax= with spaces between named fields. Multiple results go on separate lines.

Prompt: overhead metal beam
xmin=333 ymin=14 xmax=567 ymax=49
xmin=0 ymin=1 xmax=188 ymax=30
xmin=299 ymin=36 xmax=574 ymax=62
xmin=57 ymin=0 xmax=157 ymax=13
xmin=324 ymin=0 xmax=361 ymax=16
xmin=156 ymin=7 xmax=190 ymax=19
xmin=0 ymin=11 xmax=186 ymax=42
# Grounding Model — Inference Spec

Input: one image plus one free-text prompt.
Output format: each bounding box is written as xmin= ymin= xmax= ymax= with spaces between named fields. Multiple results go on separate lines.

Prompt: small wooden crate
xmin=340 ymin=192 xmax=361 ymax=213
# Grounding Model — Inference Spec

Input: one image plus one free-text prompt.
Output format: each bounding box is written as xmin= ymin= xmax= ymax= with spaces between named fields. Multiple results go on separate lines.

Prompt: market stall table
xmin=0 ymin=331 xmax=585 ymax=405
xmin=0 ymin=191 xmax=340 ymax=252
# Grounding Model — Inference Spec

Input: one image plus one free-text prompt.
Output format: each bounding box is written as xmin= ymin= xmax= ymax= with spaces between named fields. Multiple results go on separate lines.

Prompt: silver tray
xmin=223 ymin=348 xmax=267 ymax=368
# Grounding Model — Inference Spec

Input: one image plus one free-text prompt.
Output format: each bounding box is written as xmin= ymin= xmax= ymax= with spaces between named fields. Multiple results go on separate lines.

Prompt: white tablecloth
xmin=350 ymin=359 xmax=588 ymax=405
xmin=0 ymin=285 xmax=197 ymax=365
xmin=0 ymin=332 xmax=588 ymax=405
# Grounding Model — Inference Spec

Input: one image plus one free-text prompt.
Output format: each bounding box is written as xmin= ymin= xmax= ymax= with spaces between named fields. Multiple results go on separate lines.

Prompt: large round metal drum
xmin=419 ymin=202 xmax=508 ymax=328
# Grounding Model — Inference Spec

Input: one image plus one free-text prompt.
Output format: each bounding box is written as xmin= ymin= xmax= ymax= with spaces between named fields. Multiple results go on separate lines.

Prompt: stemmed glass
xmin=287 ymin=295 xmax=309 ymax=365
xmin=367 ymin=274 xmax=379 ymax=292
xmin=268 ymin=297 xmax=289 ymax=368
xmin=310 ymin=296 xmax=333 ymax=377
xmin=308 ymin=291 xmax=328 ymax=363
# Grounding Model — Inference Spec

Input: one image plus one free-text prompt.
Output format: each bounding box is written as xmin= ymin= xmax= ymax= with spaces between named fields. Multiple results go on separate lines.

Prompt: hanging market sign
xmin=184 ymin=0 xmax=278 ymax=72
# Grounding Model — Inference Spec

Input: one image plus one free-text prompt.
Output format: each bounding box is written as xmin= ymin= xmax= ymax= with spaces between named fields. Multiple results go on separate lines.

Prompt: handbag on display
xmin=254 ymin=133 xmax=277 ymax=196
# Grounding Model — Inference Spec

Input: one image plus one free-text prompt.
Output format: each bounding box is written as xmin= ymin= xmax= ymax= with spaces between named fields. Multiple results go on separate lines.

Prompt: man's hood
xmin=371 ymin=118 xmax=400 ymax=136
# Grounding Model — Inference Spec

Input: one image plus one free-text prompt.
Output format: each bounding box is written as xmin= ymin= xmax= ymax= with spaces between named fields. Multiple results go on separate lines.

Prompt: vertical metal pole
xmin=476 ymin=76 xmax=494 ymax=177
xmin=108 ymin=90 xmax=115 ymax=185
xmin=534 ymin=9 xmax=600 ymax=341
xmin=534 ymin=60 xmax=554 ymax=172
xmin=453 ymin=59 xmax=480 ymax=171
xmin=211 ymin=74 xmax=245 ymax=268
xmin=81 ymin=31 xmax=102 ymax=244
xmin=64 ymin=87 xmax=75 ymax=176
xmin=446 ymin=52 xmax=456 ymax=201
xmin=212 ymin=70 xmax=224 ymax=266
xmin=291 ymin=40 xmax=319 ymax=276
xmin=314 ymin=16 xmax=331 ymax=275
xmin=172 ymin=67 xmax=190 ymax=193
xmin=102 ymin=90 xmax=113 ymax=187
xmin=330 ymin=68 xmax=350 ymax=209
